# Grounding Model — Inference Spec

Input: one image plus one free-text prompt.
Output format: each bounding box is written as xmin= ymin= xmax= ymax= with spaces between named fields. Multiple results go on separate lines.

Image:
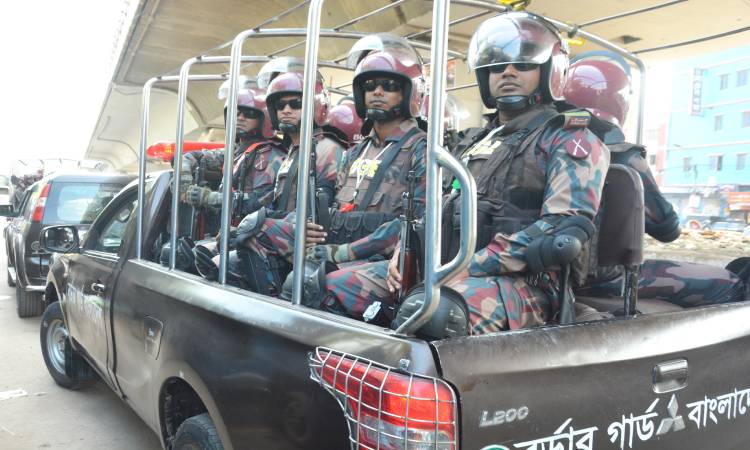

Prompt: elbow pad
xmin=645 ymin=212 xmax=680 ymax=243
xmin=526 ymin=216 xmax=595 ymax=274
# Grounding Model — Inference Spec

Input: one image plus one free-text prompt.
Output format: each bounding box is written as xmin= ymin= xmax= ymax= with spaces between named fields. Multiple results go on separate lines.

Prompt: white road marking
xmin=0 ymin=389 xmax=28 ymax=401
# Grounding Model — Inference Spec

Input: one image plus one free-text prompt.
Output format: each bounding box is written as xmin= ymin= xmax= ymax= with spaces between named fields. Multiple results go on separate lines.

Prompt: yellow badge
xmin=278 ymin=157 xmax=294 ymax=175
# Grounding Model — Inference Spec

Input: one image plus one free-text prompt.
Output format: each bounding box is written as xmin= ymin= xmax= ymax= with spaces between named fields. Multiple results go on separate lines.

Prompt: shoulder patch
xmin=564 ymin=135 xmax=593 ymax=159
xmin=562 ymin=111 xmax=591 ymax=129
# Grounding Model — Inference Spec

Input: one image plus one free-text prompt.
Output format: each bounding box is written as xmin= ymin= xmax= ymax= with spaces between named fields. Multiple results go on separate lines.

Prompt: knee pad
xmin=526 ymin=216 xmax=595 ymax=274
xmin=391 ymin=284 xmax=470 ymax=340
xmin=280 ymin=259 xmax=338 ymax=308
xmin=235 ymin=207 xmax=267 ymax=245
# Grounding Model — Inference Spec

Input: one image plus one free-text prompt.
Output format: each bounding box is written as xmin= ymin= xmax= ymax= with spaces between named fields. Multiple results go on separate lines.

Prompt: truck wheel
xmin=40 ymin=302 xmax=96 ymax=390
xmin=173 ymin=413 xmax=224 ymax=450
xmin=16 ymin=286 xmax=44 ymax=317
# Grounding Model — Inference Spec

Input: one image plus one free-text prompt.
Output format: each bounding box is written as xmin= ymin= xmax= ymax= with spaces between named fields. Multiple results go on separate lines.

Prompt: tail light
xmin=31 ymin=184 xmax=51 ymax=222
xmin=309 ymin=347 xmax=458 ymax=450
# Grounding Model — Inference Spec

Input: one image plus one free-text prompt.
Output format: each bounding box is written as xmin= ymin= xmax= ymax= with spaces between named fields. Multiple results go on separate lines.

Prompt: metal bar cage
xmin=309 ymin=347 xmax=458 ymax=450
xmin=136 ymin=0 xmax=649 ymax=329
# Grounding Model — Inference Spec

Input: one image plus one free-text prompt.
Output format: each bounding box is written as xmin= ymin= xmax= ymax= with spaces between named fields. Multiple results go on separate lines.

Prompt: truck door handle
xmin=91 ymin=282 xmax=106 ymax=294
xmin=652 ymin=359 xmax=688 ymax=394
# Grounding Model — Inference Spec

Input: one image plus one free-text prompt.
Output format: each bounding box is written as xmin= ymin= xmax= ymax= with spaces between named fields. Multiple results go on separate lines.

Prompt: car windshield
xmin=43 ymin=182 xmax=125 ymax=224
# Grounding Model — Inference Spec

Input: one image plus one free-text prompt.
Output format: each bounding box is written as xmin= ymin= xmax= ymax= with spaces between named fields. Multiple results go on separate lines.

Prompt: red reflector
xmin=310 ymin=347 xmax=457 ymax=450
xmin=31 ymin=183 xmax=51 ymax=223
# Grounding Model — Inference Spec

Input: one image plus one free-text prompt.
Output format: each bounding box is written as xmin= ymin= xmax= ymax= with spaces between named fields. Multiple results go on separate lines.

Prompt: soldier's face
xmin=488 ymin=64 xmax=541 ymax=98
xmin=364 ymin=77 xmax=403 ymax=111
xmin=276 ymin=94 xmax=303 ymax=126
xmin=236 ymin=108 xmax=259 ymax=134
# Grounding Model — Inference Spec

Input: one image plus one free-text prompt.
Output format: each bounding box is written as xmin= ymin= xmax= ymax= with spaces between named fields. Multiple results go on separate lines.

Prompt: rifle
xmin=232 ymin=152 xmax=248 ymax=227
xmin=308 ymin=142 xmax=318 ymax=224
xmin=398 ymin=170 xmax=419 ymax=300
xmin=190 ymin=157 xmax=208 ymax=240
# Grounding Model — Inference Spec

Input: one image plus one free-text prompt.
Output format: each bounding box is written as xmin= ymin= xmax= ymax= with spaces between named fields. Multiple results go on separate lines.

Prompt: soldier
xmin=182 ymin=84 xmax=286 ymax=224
xmin=195 ymin=61 xmax=346 ymax=291
xmin=324 ymin=12 xmax=611 ymax=335
xmin=232 ymin=37 xmax=428 ymax=298
xmin=564 ymin=58 xmax=747 ymax=306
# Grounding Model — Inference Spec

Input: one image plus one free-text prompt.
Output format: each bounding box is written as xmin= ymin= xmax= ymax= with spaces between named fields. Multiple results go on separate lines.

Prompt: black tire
xmin=40 ymin=302 xmax=97 ymax=390
xmin=173 ymin=413 xmax=224 ymax=450
xmin=16 ymin=285 xmax=44 ymax=317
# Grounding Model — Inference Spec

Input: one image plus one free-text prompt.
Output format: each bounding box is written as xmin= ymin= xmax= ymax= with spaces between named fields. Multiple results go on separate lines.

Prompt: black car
xmin=3 ymin=172 xmax=133 ymax=317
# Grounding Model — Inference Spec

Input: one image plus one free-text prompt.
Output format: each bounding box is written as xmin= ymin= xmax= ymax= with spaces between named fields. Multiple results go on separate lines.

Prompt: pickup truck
xmin=35 ymin=164 xmax=750 ymax=450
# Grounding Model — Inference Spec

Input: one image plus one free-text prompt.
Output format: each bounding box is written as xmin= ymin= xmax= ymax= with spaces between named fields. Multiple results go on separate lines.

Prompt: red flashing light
xmin=310 ymin=348 xmax=457 ymax=450
xmin=146 ymin=141 xmax=224 ymax=161
xmin=32 ymin=183 xmax=51 ymax=223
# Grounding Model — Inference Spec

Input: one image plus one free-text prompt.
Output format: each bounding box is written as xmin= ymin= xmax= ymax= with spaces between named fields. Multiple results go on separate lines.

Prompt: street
xmin=0 ymin=235 xmax=161 ymax=450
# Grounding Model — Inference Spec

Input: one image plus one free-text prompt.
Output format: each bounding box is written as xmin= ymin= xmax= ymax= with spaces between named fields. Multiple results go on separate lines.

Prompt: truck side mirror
xmin=41 ymin=225 xmax=80 ymax=254
xmin=0 ymin=204 xmax=18 ymax=217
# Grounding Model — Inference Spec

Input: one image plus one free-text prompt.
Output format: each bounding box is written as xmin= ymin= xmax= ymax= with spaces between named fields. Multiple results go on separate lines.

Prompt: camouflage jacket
xmin=464 ymin=106 xmax=610 ymax=278
xmin=334 ymin=118 xmax=427 ymax=261
xmin=268 ymin=130 xmax=344 ymax=214
xmin=183 ymin=137 xmax=288 ymax=215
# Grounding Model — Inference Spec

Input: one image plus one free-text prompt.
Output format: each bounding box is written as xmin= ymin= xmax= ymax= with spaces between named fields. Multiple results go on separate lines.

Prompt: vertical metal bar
xmin=291 ymin=0 xmax=325 ymax=305
xmin=136 ymin=77 xmax=159 ymax=260
xmin=168 ymin=57 xmax=199 ymax=270
xmin=219 ymin=29 xmax=258 ymax=284
xmin=635 ymin=60 xmax=646 ymax=144
xmin=396 ymin=0 xmax=451 ymax=333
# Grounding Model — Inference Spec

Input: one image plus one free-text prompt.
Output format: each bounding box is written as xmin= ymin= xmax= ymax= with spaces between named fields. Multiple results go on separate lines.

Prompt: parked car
xmin=2 ymin=172 xmax=134 ymax=317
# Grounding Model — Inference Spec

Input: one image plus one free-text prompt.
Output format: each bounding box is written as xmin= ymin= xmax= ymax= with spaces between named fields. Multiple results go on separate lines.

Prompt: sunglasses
xmin=274 ymin=98 xmax=303 ymax=111
xmin=487 ymin=63 xmax=540 ymax=73
xmin=363 ymin=78 xmax=402 ymax=92
xmin=237 ymin=107 xmax=262 ymax=119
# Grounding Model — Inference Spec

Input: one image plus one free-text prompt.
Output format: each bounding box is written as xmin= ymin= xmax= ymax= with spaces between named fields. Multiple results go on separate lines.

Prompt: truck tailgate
xmin=432 ymin=303 xmax=750 ymax=450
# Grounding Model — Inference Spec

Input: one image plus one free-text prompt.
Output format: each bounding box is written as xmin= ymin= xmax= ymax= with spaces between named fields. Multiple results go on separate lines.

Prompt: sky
xmin=0 ymin=0 xmax=134 ymax=175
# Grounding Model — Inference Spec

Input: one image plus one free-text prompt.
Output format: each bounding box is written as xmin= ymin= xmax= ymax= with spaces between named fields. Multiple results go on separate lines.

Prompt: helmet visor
xmin=257 ymin=57 xmax=305 ymax=89
xmin=468 ymin=13 xmax=561 ymax=70
xmin=346 ymin=33 xmax=424 ymax=69
xmin=217 ymin=75 xmax=257 ymax=100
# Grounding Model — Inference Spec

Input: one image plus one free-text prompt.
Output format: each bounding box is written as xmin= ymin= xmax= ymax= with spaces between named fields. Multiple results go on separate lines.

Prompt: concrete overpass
xmin=85 ymin=0 xmax=750 ymax=172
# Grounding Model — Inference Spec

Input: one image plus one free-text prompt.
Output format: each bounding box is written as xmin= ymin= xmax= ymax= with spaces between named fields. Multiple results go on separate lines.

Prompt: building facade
xmin=662 ymin=45 xmax=750 ymax=224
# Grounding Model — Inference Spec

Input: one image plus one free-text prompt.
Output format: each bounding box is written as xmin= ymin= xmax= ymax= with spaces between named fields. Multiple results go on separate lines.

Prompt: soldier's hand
xmin=179 ymin=170 xmax=193 ymax=191
xmin=186 ymin=186 xmax=221 ymax=207
xmin=304 ymin=222 xmax=327 ymax=247
xmin=386 ymin=247 xmax=402 ymax=293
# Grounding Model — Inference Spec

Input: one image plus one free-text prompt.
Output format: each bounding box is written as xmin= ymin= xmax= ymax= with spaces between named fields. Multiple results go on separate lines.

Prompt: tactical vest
xmin=327 ymin=127 xmax=425 ymax=245
xmin=443 ymin=107 xmax=595 ymax=285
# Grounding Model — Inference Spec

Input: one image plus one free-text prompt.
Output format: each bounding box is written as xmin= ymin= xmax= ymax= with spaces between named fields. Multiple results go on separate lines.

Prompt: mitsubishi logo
xmin=656 ymin=394 xmax=686 ymax=435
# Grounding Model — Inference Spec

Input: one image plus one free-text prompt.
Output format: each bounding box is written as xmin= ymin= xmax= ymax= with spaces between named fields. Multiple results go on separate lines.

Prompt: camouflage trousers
xmin=575 ymin=259 xmax=745 ymax=307
xmin=322 ymin=260 xmax=559 ymax=335
xmin=238 ymin=217 xmax=299 ymax=293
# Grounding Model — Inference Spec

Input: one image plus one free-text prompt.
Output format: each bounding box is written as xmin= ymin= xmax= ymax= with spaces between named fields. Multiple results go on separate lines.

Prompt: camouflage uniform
xmin=184 ymin=137 xmax=288 ymax=217
xmin=322 ymin=106 xmax=610 ymax=334
xmin=576 ymin=134 xmax=745 ymax=306
xmin=262 ymin=131 xmax=343 ymax=214
xmin=231 ymin=130 xmax=346 ymax=292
